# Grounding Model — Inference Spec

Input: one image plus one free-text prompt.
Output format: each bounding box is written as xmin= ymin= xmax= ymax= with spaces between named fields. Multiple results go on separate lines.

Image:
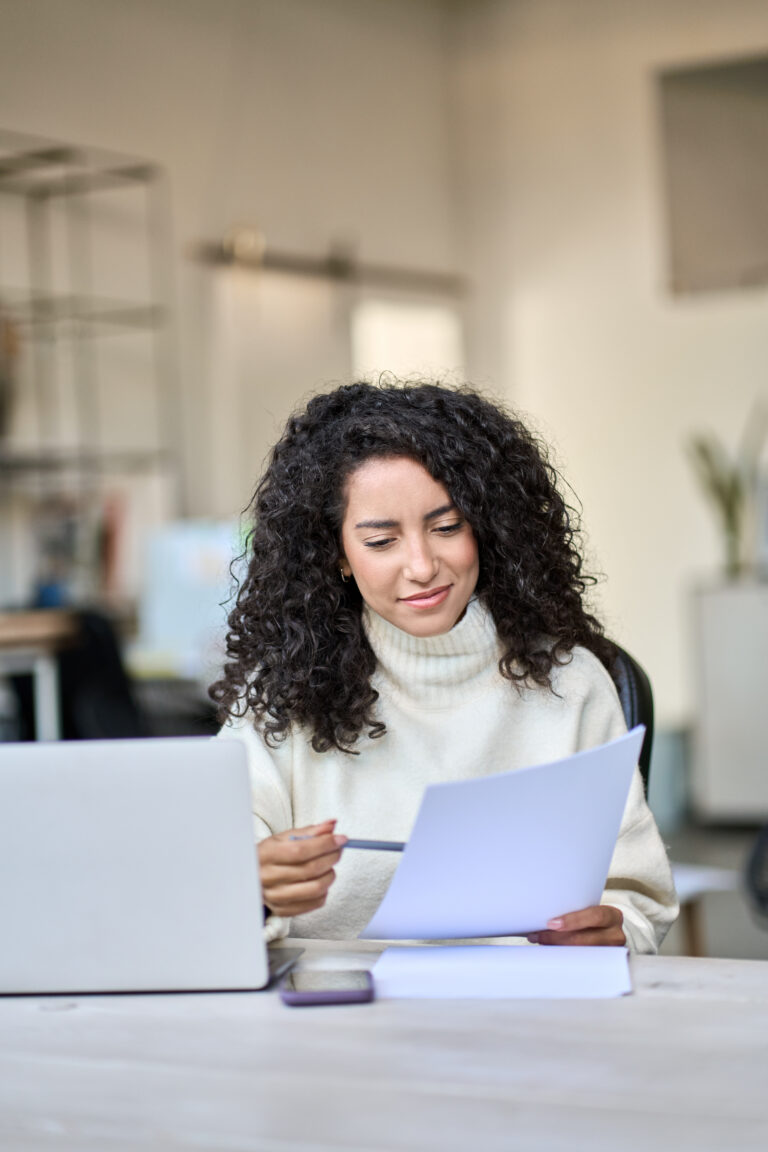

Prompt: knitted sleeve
xmin=216 ymin=718 xmax=294 ymax=942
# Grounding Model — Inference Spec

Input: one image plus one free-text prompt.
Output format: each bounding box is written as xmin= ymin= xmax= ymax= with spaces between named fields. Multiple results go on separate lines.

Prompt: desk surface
xmin=0 ymin=609 xmax=78 ymax=650
xmin=1 ymin=942 xmax=767 ymax=1152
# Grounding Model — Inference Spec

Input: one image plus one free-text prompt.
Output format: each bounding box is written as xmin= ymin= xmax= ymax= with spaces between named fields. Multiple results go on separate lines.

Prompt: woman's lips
xmin=399 ymin=585 xmax=452 ymax=609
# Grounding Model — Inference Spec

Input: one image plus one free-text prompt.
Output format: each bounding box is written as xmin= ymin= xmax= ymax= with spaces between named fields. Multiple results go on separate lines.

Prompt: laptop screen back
xmin=0 ymin=737 xmax=268 ymax=993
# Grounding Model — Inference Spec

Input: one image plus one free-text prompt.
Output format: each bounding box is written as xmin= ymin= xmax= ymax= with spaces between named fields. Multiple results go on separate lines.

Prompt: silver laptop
xmin=0 ymin=737 xmax=300 ymax=994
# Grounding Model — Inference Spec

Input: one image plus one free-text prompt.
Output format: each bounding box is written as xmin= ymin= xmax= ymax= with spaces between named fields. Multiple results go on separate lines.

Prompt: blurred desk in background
xmin=671 ymin=861 xmax=741 ymax=957
xmin=0 ymin=610 xmax=78 ymax=741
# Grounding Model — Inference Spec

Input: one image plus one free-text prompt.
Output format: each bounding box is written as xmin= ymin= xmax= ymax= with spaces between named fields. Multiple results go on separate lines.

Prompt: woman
xmin=212 ymin=382 xmax=677 ymax=951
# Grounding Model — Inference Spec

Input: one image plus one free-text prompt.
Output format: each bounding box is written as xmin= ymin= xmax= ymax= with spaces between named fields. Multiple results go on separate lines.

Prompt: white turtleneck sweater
xmin=218 ymin=599 xmax=678 ymax=952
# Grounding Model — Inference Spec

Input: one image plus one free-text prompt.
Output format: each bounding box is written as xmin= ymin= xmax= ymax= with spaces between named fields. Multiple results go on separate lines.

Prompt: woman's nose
xmin=403 ymin=539 xmax=439 ymax=583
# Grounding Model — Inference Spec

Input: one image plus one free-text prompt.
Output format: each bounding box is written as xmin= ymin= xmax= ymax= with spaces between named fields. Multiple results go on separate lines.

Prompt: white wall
xmin=0 ymin=0 xmax=457 ymax=519
xmin=448 ymin=0 xmax=768 ymax=727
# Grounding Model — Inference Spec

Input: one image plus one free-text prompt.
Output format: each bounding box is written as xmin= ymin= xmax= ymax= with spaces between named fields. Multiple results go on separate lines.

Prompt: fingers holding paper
xmin=526 ymin=904 xmax=625 ymax=947
xmin=259 ymin=819 xmax=348 ymax=917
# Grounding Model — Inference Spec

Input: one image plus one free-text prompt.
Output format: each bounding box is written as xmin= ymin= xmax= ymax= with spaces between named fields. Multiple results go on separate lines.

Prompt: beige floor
xmin=661 ymin=823 xmax=768 ymax=959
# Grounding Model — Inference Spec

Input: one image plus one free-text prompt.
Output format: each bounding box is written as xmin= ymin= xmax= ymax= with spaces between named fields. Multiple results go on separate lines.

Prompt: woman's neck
xmin=362 ymin=598 xmax=502 ymax=707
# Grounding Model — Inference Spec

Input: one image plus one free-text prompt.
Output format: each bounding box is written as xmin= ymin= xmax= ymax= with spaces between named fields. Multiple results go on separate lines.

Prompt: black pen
xmin=289 ymin=834 xmax=406 ymax=852
xmin=343 ymin=839 xmax=406 ymax=852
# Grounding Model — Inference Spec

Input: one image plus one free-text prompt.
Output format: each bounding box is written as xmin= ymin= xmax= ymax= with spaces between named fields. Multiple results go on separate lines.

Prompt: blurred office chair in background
xmin=747 ymin=825 xmax=768 ymax=924
xmin=604 ymin=640 xmax=744 ymax=956
xmin=605 ymin=641 xmax=654 ymax=793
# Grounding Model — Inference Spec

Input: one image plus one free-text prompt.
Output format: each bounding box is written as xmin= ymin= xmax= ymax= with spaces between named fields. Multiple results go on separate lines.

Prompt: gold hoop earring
xmin=339 ymin=568 xmax=349 ymax=583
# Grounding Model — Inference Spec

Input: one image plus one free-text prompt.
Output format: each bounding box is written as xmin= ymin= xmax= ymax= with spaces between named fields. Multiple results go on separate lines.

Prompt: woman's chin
xmin=389 ymin=603 xmax=466 ymax=638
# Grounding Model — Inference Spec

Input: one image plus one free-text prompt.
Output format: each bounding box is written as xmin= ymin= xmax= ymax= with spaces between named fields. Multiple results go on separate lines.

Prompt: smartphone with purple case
xmin=279 ymin=969 xmax=374 ymax=1006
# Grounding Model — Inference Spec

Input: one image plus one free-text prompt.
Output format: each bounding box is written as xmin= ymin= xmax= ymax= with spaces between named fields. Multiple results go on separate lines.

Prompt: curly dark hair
xmin=210 ymin=380 xmax=613 ymax=753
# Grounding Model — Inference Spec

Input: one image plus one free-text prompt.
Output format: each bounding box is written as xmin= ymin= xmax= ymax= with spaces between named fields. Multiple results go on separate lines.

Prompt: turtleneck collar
xmin=362 ymin=597 xmax=502 ymax=708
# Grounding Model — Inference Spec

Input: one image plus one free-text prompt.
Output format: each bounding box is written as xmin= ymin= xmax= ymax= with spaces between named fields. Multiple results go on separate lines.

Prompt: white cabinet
xmin=691 ymin=583 xmax=768 ymax=821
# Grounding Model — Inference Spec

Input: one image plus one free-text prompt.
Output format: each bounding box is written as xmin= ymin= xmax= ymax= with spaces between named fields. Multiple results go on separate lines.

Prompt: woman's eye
xmin=434 ymin=521 xmax=463 ymax=535
xmin=364 ymin=537 xmax=396 ymax=549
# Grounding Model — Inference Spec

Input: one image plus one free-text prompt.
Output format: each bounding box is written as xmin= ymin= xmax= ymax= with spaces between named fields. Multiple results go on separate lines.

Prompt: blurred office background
xmin=1 ymin=0 xmax=768 ymax=956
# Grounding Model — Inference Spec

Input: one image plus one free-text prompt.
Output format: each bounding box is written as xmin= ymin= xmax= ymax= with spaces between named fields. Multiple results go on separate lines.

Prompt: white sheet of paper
xmin=360 ymin=727 xmax=644 ymax=940
xmin=373 ymin=944 xmax=632 ymax=999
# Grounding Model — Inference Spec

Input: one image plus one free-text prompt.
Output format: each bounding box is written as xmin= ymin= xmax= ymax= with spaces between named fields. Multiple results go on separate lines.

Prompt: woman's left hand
xmin=526 ymin=904 xmax=625 ymax=946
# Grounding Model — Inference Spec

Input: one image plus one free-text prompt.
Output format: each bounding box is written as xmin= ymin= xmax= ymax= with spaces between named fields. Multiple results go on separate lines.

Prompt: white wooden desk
xmin=1 ymin=942 xmax=767 ymax=1152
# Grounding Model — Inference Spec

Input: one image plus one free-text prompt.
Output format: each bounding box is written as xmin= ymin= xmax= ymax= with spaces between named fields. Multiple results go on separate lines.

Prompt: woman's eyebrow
xmin=354 ymin=518 xmax=398 ymax=530
xmin=354 ymin=503 xmax=456 ymax=530
xmin=424 ymin=502 xmax=456 ymax=522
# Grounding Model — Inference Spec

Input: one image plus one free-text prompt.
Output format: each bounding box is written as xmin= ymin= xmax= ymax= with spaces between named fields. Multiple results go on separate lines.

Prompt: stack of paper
xmin=373 ymin=945 xmax=631 ymax=999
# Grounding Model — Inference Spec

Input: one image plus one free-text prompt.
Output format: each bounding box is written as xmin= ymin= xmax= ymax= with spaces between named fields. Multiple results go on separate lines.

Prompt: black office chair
xmin=746 ymin=825 xmax=768 ymax=923
xmin=603 ymin=640 xmax=654 ymax=794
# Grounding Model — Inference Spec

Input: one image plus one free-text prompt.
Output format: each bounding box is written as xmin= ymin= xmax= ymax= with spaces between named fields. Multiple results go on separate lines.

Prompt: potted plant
xmin=687 ymin=403 xmax=768 ymax=579
xmin=687 ymin=401 xmax=768 ymax=821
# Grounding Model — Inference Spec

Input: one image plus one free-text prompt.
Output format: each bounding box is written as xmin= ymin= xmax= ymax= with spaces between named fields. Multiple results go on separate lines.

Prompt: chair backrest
xmin=603 ymin=641 xmax=654 ymax=794
xmin=746 ymin=824 xmax=768 ymax=921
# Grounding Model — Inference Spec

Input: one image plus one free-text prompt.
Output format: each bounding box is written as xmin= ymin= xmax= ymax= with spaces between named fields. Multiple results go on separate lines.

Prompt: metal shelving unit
xmin=0 ymin=128 xmax=181 ymax=604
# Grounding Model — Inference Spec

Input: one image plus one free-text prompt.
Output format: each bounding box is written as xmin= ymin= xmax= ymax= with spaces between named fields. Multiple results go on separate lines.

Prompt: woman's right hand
xmin=258 ymin=819 xmax=347 ymax=918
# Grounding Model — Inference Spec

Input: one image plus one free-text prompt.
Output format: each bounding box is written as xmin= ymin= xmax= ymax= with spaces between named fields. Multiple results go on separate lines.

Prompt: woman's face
xmin=339 ymin=456 xmax=480 ymax=637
